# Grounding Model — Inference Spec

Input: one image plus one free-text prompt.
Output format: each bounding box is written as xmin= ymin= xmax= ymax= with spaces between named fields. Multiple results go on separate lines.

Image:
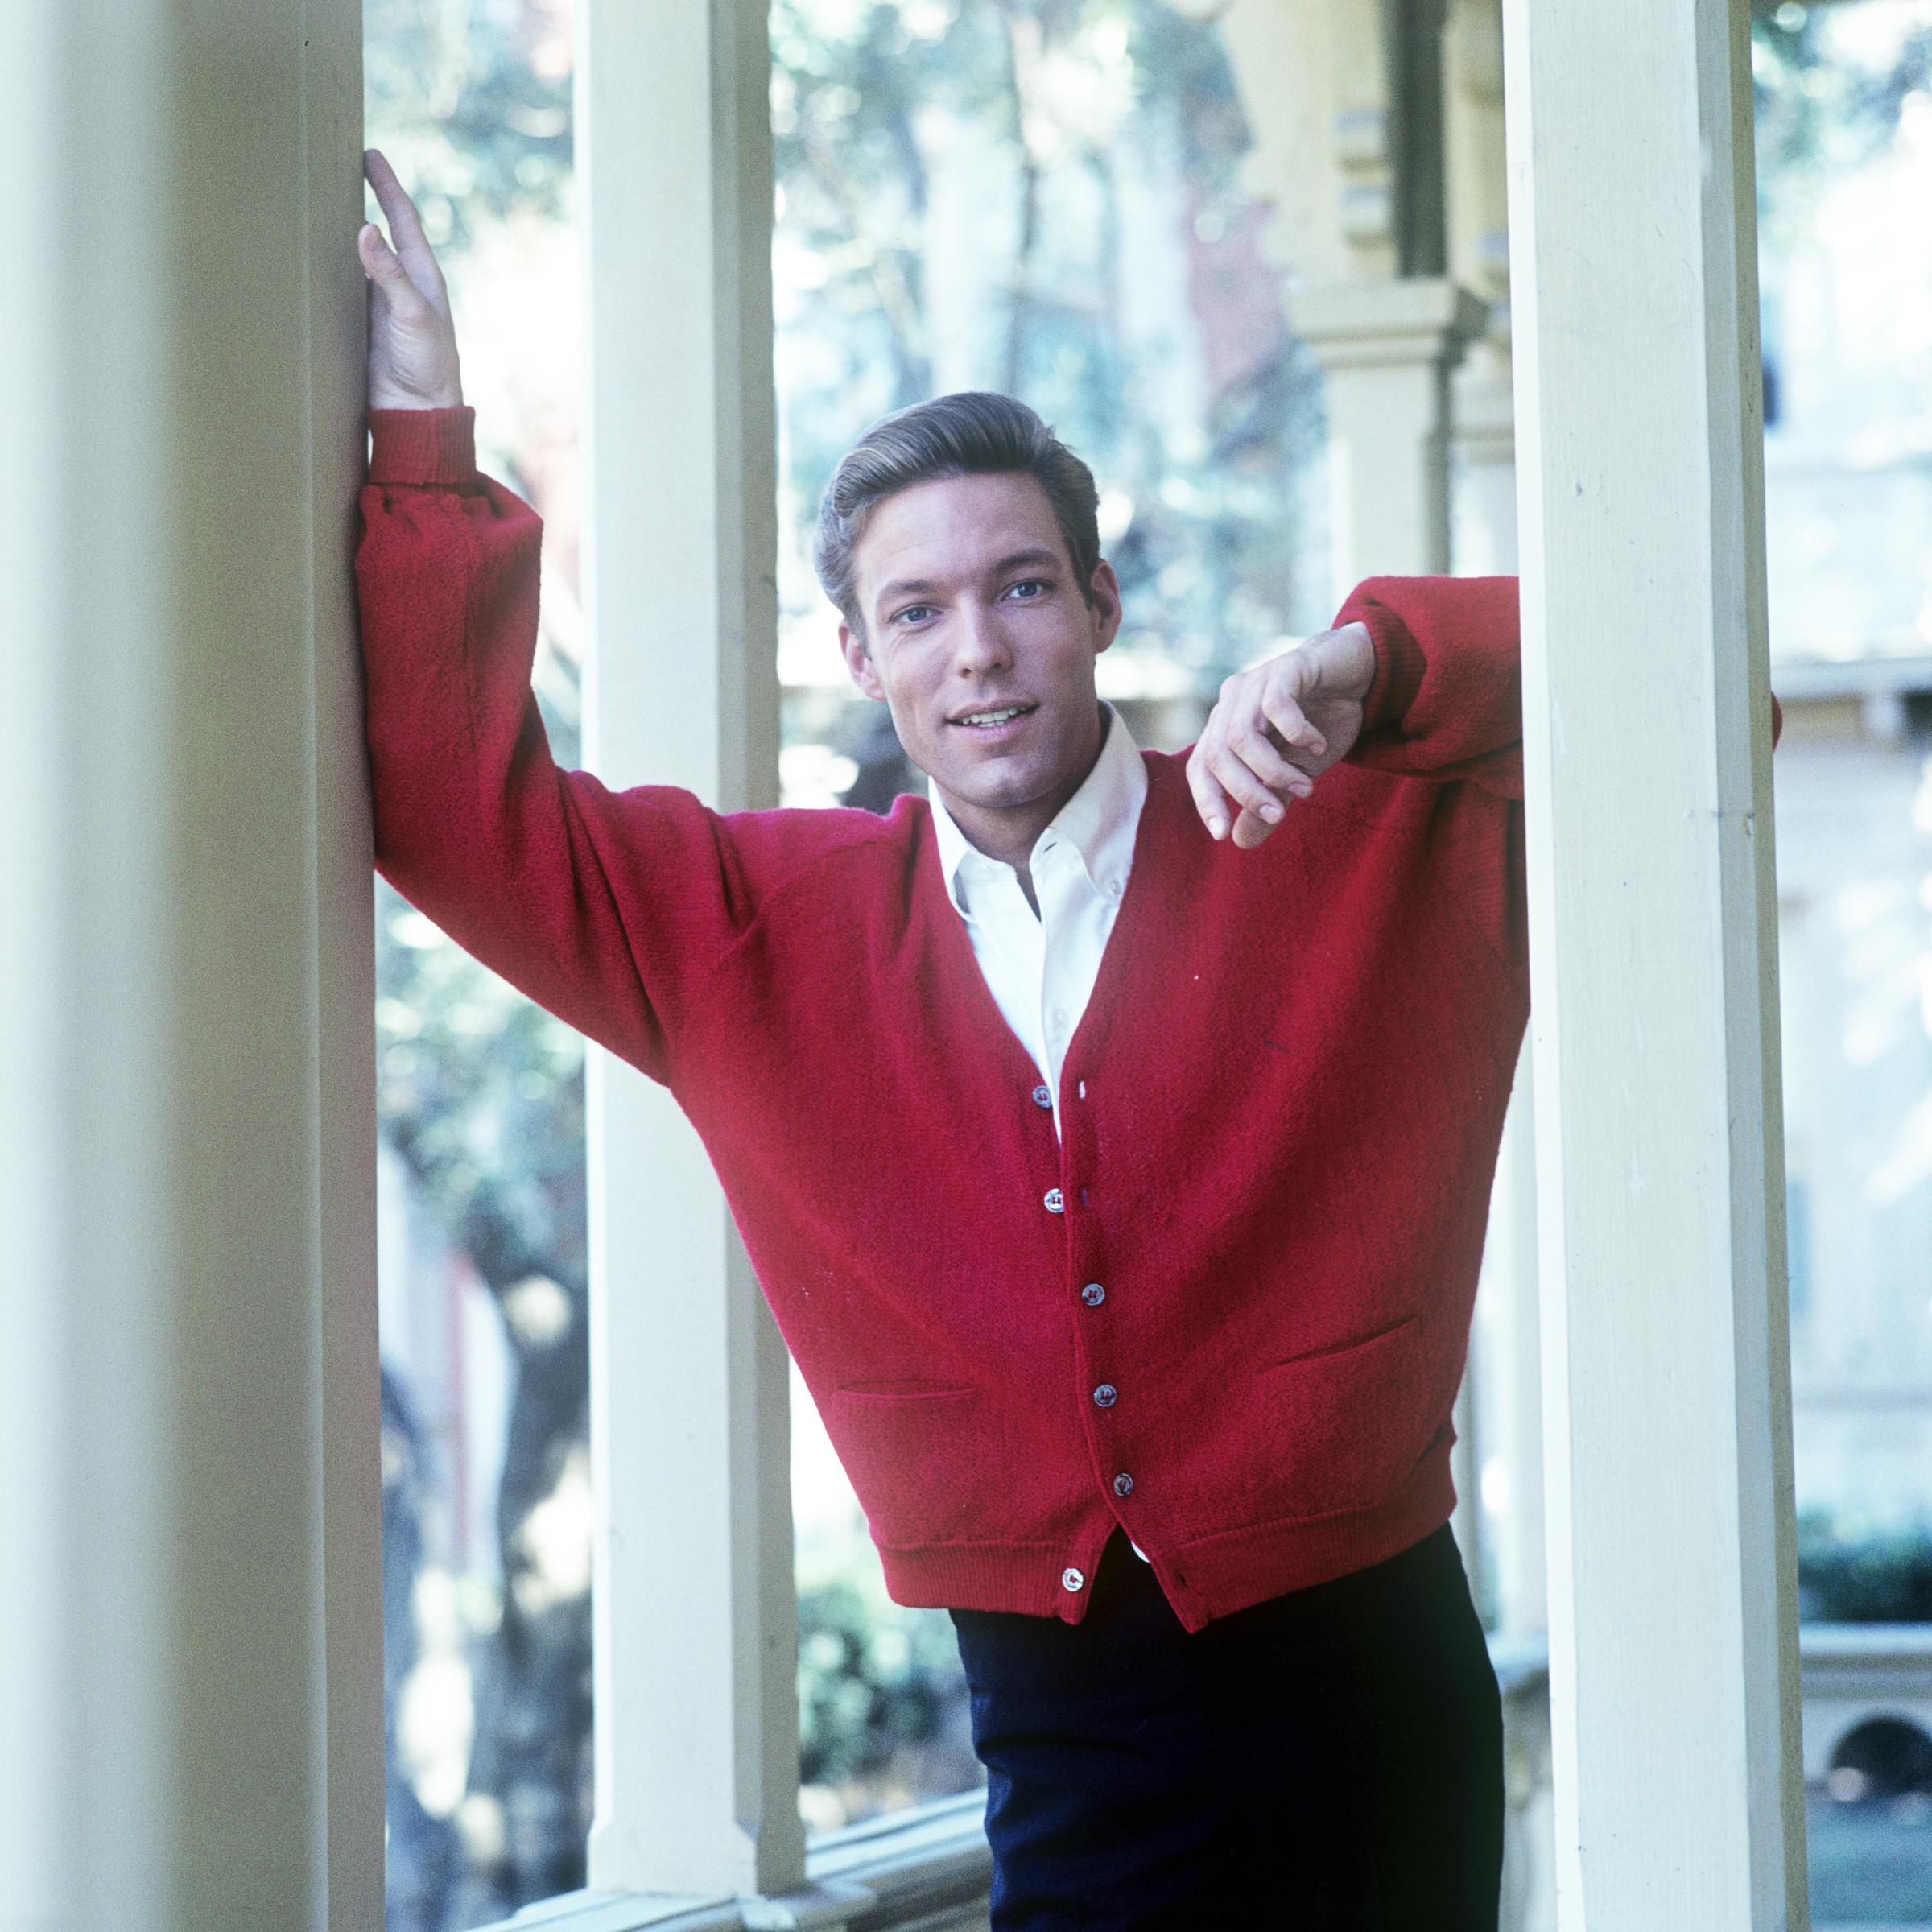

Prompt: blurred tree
xmin=369 ymin=0 xmax=1327 ymax=1921
xmin=365 ymin=0 xmax=573 ymax=250
xmin=773 ymin=0 xmax=1326 ymax=693
xmin=1753 ymin=0 xmax=1932 ymax=242
xmin=368 ymin=7 xmax=591 ymax=1925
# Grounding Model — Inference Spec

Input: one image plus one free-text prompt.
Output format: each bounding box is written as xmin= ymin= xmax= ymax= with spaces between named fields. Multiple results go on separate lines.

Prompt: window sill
xmin=483 ymin=1790 xmax=992 ymax=1932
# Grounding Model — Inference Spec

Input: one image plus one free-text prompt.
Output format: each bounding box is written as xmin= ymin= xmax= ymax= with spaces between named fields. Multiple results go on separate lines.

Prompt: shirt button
xmin=1031 ymin=1084 xmax=1053 ymax=1109
xmin=1061 ymin=1566 xmax=1085 ymax=1593
xmin=1051 ymin=1008 xmax=1067 ymax=1029
xmin=1113 ymin=1473 xmax=1134 ymax=1497
xmin=1092 ymin=1383 xmax=1117 ymax=1409
xmin=1080 ymin=1282 xmax=1106 ymax=1307
xmin=1044 ymin=1188 xmax=1065 ymax=1215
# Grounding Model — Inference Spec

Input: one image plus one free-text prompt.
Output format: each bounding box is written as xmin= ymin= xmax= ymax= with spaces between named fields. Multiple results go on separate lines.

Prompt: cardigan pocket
xmin=1256 ymin=1315 xmax=1439 ymax=1518
xmin=829 ymin=1383 xmax=980 ymax=1549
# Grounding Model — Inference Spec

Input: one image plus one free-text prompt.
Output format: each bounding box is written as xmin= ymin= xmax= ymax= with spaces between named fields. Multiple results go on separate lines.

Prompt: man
xmin=358 ymin=147 xmax=1522 ymax=1928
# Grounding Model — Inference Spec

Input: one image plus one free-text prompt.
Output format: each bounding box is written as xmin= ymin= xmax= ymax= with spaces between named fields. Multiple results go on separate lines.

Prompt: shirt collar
xmin=928 ymin=703 xmax=1148 ymax=919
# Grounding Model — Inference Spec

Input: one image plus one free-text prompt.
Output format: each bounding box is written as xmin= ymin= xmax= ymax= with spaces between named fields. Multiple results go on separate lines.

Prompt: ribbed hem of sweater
xmin=874 ymin=1438 xmax=1457 ymax=1633
xmin=1340 ymin=578 xmax=1430 ymax=735
xmin=368 ymin=405 xmax=477 ymax=485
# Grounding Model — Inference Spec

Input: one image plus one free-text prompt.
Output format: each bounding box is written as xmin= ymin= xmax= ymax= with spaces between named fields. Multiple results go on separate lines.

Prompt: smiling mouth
xmin=951 ymin=704 xmax=1038 ymax=729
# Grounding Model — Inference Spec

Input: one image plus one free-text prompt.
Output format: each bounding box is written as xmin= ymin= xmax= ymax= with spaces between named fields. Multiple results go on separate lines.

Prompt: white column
xmin=1444 ymin=0 xmax=1518 ymax=581
xmin=1295 ymin=277 xmax=1488 ymax=588
xmin=1453 ymin=335 xmax=1519 ymax=578
xmin=578 ymin=0 xmax=804 ymax=1903
xmin=1503 ymin=2 xmax=1807 ymax=1926
xmin=0 ymin=3 xmax=381 ymax=1928
xmin=1483 ymin=1049 xmax=1546 ymax=1639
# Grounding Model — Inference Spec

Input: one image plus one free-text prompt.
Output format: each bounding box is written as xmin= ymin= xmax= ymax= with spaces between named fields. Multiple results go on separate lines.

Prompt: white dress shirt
xmin=928 ymin=703 xmax=1148 ymax=1136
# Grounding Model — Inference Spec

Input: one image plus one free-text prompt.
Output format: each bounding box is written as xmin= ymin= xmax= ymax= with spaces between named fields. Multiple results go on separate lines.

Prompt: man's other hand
xmin=1186 ymin=621 xmax=1375 ymax=848
xmin=360 ymin=149 xmax=463 ymax=411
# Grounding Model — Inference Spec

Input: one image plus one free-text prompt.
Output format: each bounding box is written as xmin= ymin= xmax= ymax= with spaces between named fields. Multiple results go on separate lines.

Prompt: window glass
xmin=773 ymin=0 xmax=1330 ymax=1833
xmin=1756 ymin=3 xmax=1932 ymax=1921
xmin=366 ymin=4 xmax=587 ymax=1926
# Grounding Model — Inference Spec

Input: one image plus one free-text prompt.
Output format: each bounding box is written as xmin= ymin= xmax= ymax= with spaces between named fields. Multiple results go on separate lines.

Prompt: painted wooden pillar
xmin=0 ymin=2 xmax=381 ymax=1927
xmin=1445 ymin=0 xmax=1518 ymax=580
xmin=576 ymin=0 xmax=805 ymax=1903
xmin=1502 ymin=1 xmax=1808 ymax=1924
xmin=1296 ymin=278 xmax=1488 ymax=590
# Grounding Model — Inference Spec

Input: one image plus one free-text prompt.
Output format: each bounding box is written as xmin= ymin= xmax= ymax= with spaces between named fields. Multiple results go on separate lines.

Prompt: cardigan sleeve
xmin=1335 ymin=573 xmax=1784 ymax=798
xmin=1334 ymin=575 xmax=1525 ymax=799
xmin=357 ymin=407 xmax=754 ymax=1085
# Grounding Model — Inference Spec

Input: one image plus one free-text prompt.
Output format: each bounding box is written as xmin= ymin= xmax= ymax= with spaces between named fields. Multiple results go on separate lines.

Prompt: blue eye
xmin=1006 ymin=580 xmax=1048 ymax=601
xmin=894 ymin=605 xmax=936 ymax=625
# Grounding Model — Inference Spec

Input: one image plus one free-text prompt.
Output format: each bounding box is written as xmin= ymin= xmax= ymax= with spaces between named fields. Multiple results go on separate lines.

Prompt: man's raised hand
xmin=360 ymin=149 xmax=464 ymax=411
xmin=1185 ymin=621 xmax=1376 ymax=849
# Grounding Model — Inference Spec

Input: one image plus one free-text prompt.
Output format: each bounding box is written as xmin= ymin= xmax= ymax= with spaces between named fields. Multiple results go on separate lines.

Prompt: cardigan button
xmin=1061 ymin=1566 xmax=1086 ymax=1593
xmin=1044 ymin=1188 xmax=1065 ymax=1214
xmin=1080 ymin=1282 xmax=1105 ymax=1307
xmin=1092 ymin=1383 xmax=1117 ymax=1409
xmin=1031 ymin=1084 xmax=1052 ymax=1109
xmin=1113 ymin=1472 xmax=1134 ymax=1498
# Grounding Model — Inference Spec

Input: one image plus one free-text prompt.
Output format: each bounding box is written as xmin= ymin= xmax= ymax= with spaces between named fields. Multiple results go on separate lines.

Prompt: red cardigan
xmin=358 ymin=408 xmax=1530 ymax=1629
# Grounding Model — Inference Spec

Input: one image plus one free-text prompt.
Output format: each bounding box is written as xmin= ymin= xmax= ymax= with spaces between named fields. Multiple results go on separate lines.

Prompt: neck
xmin=934 ymin=705 xmax=1108 ymax=875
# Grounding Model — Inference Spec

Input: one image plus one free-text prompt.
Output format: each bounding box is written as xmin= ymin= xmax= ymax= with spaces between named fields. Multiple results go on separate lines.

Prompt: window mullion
xmin=578 ymin=0 xmax=802 ymax=1901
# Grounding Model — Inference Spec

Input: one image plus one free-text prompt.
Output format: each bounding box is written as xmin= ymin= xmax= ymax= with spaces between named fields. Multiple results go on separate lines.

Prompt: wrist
xmin=369 ymin=383 xmax=464 ymax=411
xmin=1335 ymin=620 xmax=1376 ymax=702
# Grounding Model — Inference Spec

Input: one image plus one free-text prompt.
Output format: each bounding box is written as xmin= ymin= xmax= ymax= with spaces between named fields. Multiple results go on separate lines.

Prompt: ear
xmin=840 ymin=620 xmax=887 ymax=702
xmin=1088 ymin=559 xmax=1124 ymax=657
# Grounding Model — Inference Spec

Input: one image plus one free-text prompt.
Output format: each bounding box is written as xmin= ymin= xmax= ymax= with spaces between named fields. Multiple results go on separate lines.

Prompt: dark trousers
xmin=949 ymin=1525 xmax=1503 ymax=1931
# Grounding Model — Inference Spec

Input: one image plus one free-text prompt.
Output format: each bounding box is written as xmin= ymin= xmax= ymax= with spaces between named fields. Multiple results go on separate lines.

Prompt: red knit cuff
xmin=367 ymin=406 xmax=477 ymax=485
xmin=1335 ymin=582 xmax=1426 ymax=735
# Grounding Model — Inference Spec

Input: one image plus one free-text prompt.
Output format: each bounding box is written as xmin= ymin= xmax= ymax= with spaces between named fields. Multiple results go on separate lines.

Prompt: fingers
xmin=1258 ymin=687 xmax=1326 ymax=765
xmin=1187 ymin=667 xmax=1319 ymax=845
xmin=1185 ymin=747 xmax=1237 ymax=843
xmin=357 ymin=222 xmax=430 ymax=317
xmin=363 ymin=148 xmax=448 ymax=304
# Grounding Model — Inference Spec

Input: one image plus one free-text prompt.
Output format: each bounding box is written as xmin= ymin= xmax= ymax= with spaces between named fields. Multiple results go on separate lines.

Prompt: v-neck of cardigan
xmin=919 ymin=751 xmax=1183 ymax=1121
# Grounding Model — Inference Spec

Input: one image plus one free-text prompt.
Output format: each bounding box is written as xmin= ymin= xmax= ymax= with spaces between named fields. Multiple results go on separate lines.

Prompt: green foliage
xmin=1798 ymin=1513 xmax=1932 ymax=1623
xmin=375 ymin=886 xmax=586 ymax=1286
xmin=365 ymin=0 xmax=573 ymax=251
xmin=1753 ymin=2 xmax=1932 ymax=242
xmin=797 ymin=1563 xmax=964 ymax=1787
xmin=773 ymin=0 xmax=1326 ymax=677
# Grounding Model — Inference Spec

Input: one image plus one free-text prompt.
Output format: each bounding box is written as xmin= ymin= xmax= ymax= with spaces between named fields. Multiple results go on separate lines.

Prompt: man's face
xmin=838 ymin=472 xmax=1121 ymax=828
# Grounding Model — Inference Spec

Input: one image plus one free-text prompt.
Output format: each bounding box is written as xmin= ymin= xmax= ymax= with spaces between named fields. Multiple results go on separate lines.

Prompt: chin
xmin=939 ymin=760 xmax=1054 ymax=810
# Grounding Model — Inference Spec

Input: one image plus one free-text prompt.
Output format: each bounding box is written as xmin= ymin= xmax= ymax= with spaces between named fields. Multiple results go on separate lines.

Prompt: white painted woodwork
xmin=1444 ymin=0 xmax=1510 ymax=306
xmin=1294 ymin=277 xmax=1488 ymax=591
xmin=1208 ymin=0 xmax=1350 ymax=283
xmin=1501 ymin=2 xmax=1808 ymax=1926
xmin=1483 ymin=1051 xmax=1546 ymax=1639
xmin=0 ymin=2 xmax=381 ymax=1927
xmin=577 ymin=0 xmax=804 ymax=1901
xmin=1329 ymin=0 xmax=1399 ymax=276
xmin=1452 ymin=336 xmax=1521 ymax=580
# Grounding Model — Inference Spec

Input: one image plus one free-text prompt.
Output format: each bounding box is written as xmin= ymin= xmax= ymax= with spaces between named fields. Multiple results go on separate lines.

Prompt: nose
xmin=952 ymin=599 xmax=1013 ymax=679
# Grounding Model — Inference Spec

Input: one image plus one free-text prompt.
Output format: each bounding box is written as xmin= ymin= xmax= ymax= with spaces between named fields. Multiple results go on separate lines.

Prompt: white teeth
xmin=960 ymin=708 xmax=1022 ymax=726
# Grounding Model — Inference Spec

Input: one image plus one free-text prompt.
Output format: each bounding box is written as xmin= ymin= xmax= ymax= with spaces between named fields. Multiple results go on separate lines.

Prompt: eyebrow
xmin=875 ymin=550 xmax=1064 ymax=608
